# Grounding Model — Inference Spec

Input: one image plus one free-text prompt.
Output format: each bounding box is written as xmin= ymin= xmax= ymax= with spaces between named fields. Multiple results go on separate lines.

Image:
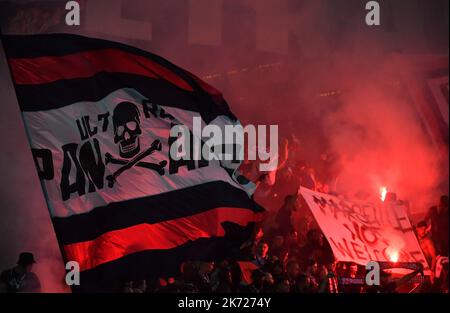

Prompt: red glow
xmin=380 ymin=186 xmax=388 ymax=202
xmin=389 ymin=250 xmax=399 ymax=263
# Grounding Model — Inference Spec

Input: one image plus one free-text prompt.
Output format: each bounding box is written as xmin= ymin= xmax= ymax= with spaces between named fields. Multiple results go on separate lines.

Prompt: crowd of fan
xmin=1 ymin=140 xmax=448 ymax=293
xmin=124 ymin=193 xmax=448 ymax=293
xmin=122 ymin=139 xmax=449 ymax=294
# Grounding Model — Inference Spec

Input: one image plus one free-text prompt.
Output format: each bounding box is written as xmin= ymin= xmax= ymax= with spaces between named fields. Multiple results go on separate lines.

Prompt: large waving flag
xmin=1 ymin=33 xmax=263 ymax=292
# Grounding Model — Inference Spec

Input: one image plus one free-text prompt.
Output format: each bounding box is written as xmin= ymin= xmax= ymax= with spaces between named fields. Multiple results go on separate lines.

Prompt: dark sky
xmin=0 ymin=0 xmax=448 ymax=291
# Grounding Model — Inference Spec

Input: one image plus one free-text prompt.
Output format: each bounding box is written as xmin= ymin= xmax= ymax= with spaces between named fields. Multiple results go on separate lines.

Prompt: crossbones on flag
xmin=1 ymin=33 xmax=263 ymax=292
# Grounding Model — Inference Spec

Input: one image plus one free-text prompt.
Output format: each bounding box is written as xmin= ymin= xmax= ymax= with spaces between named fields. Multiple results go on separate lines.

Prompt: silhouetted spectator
xmin=416 ymin=221 xmax=437 ymax=276
xmin=0 ymin=252 xmax=41 ymax=293
xmin=285 ymin=229 xmax=302 ymax=258
xmin=275 ymin=195 xmax=298 ymax=236
xmin=425 ymin=196 xmax=449 ymax=256
xmin=313 ymin=259 xmax=339 ymax=293
xmin=253 ymin=242 xmax=270 ymax=267
xmin=265 ymin=259 xmax=285 ymax=284
xmin=192 ymin=262 xmax=214 ymax=293
xmin=212 ymin=266 xmax=233 ymax=293
xmin=298 ymin=163 xmax=317 ymax=190
xmin=285 ymin=260 xmax=301 ymax=289
xmin=269 ymin=235 xmax=288 ymax=261
xmin=339 ymin=263 xmax=363 ymax=293
xmin=251 ymin=269 xmax=275 ymax=293
xmin=298 ymin=229 xmax=334 ymax=267
xmin=275 ymin=279 xmax=290 ymax=293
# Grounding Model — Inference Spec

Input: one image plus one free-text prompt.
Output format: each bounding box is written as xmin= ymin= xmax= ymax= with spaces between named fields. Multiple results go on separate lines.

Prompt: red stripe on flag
xmin=9 ymin=48 xmax=193 ymax=91
xmin=63 ymin=207 xmax=263 ymax=272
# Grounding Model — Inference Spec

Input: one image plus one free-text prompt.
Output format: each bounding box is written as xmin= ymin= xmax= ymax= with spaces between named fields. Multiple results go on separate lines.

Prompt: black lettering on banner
xmin=343 ymin=221 xmax=380 ymax=247
xmin=79 ymin=138 xmax=105 ymax=192
xmin=32 ymin=148 xmax=54 ymax=180
xmin=76 ymin=115 xmax=98 ymax=140
xmin=98 ymin=112 xmax=110 ymax=132
xmin=83 ymin=115 xmax=98 ymax=137
xmin=312 ymin=195 xmax=327 ymax=214
xmin=339 ymin=201 xmax=355 ymax=221
xmin=160 ymin=108 xmax=175 ymax=121
xmin=142 ymin=99 xmax=175 ymax=121
xmin=142 ymin=99 xmax=158 ymax=118
xmin=363 ymin=244 xmax=374 ymax=260
xmin=372 ymin=249 xmax=381 ymax=260
xmin=343 ymin=223 xmax=357 ymax=241
xmin=360 ymin=225 xmax=379 ymax=245
xmin=60 ymin=143 xmax=86 ymax=201
xmin=351 ymin=203 xmax=370 ymax=224
xmin=76 ymin=118 xmax=89 ymax=141
xmin=350 ymin=241 xmax=368 ymax=261
xmin=327 ymin=199 xmax=340 ymax=219
xmin=361 ymin=205 xmax=381 ymax=226
xmin=330 ymin=199 xmax=371 ymax=225
xmin=329 ymin=237 xmax=354 ymax=259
